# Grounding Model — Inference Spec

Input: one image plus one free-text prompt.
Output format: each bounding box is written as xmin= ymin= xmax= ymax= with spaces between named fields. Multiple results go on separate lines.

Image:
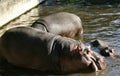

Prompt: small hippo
xmin=90 ymin=39 xmax=115 ymax=57
xmin=0 ymin=27 xmax=105 ymax=74
xmin=31 ymin=12 xmax=83 ymax=40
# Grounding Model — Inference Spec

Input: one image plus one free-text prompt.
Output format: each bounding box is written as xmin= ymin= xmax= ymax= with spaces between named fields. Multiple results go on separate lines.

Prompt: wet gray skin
xmin=0 ymin=27 xmax=106 ymax=74
xmin=31 ymin=12 xmax=83 ymax=40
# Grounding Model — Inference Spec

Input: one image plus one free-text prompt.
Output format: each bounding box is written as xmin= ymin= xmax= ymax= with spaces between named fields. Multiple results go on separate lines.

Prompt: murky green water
xmin=1 ymin=5 xmax=120 ymax=76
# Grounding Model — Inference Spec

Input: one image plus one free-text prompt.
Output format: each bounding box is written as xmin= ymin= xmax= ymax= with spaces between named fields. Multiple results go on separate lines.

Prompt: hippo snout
xmin=83 ymin=46 xmax=106 ymax=72
xmin=100 ymin=47 xmax=115 ymax=57
xmin=90 ymin=56 xmax=106 ymax=71
xmin=90 ymin=39 xmax=115 ymax=57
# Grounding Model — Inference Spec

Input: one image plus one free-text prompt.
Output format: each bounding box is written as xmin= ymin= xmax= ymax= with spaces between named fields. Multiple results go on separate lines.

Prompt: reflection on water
xmin=1 ymin=5 xmax=120 ymax=76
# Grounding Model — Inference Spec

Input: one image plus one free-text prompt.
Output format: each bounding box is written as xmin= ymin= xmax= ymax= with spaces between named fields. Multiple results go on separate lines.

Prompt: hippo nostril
xmin=105 ymin=47 xmax=108 ymax=49
xmin=109 ymin=49 xmax=113 ymax=53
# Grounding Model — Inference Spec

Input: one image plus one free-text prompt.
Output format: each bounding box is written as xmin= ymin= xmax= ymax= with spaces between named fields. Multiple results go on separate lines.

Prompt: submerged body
xmin=0 ymin=27 xmax=105 ymax=74
xmin=31 ymin=12 xmax=83 ymax=39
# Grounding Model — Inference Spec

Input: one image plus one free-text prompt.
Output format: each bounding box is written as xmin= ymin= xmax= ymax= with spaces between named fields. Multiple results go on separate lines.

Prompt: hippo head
xmin=100 ymin=47 xmax=115 ymax=57
xmin=90 ymin=39 xmax=115 ymax=57
xmin=60 ymin=44 xmax=106 ymax=73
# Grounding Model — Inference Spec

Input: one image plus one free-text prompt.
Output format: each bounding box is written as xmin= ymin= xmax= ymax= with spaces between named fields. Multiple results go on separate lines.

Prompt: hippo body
xmin=0 ymin=27 xmax=105 ymax=74
xmin=90 ymin=39 xmax=115 ymax=57
xmin=31 ymin=12 xmax=83 ymax=39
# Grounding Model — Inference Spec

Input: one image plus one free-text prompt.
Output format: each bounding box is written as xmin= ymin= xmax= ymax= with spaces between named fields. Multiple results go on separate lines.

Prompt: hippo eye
xmin=105 ymin=47 xmax=108 ymax=49
xmin=109 ymin=50 xmax=113 ymax=53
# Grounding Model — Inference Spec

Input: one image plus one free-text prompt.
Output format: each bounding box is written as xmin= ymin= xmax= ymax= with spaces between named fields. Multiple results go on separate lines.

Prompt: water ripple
xmin=99 ymin=12 xmax=120 ymax=16
xmin=110 ymin=19 xmax=120 ymax=25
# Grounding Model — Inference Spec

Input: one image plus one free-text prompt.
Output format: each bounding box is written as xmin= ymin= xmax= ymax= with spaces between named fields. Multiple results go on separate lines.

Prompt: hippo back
xmin=31 ymin=12 xmax=83 ymax=39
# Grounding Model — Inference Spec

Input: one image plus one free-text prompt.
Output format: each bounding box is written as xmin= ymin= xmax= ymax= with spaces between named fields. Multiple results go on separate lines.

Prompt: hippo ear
xmin=70 ymin=44 xmax=83 ymax=57
xmin=77 ymin=45 xmax=82 ymax=52
xmin=70 ymin=44 xmax=78 ymax=52
xmin=70 ymin=44 xmax=82 ymax=53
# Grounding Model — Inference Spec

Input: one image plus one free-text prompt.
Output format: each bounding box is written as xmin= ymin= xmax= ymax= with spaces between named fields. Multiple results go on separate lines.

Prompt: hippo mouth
xmin=90 ymin=57 xmax=102 ymax=71
xmin=83 ymin=54 xmax=105 ymax=72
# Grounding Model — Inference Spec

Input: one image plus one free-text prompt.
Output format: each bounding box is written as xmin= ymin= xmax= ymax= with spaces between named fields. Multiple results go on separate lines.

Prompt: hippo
xmin=0 ymin=27 xmax=106 ymax=74
xmin=90 ymin=39 xmax=115 ymax=57
xmin=31 ymin=12 xmax=83 ymax=40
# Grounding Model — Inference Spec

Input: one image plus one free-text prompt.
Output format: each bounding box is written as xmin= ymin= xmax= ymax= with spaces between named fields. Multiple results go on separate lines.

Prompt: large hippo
xmin=31 ymin=12 xmax=83 ymax=40
xmin=0 ymin=27 xmax=106 ymax=74
xmin=90 ymin=39 xmax=115 ymax=57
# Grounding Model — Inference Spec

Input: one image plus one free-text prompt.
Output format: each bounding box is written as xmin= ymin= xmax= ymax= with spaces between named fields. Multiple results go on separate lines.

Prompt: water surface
xmin=1 ymin=5 xmax=120 ymax=76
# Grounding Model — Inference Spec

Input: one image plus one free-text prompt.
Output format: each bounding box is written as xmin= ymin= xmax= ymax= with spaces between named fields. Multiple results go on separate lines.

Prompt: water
xmin=0 ymin=5 xmax=120 ymax=76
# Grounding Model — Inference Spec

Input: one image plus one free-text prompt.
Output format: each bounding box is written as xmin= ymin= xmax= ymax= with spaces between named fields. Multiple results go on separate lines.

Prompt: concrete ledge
xmin=0 ymin=0 xmax=43 ymax=27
